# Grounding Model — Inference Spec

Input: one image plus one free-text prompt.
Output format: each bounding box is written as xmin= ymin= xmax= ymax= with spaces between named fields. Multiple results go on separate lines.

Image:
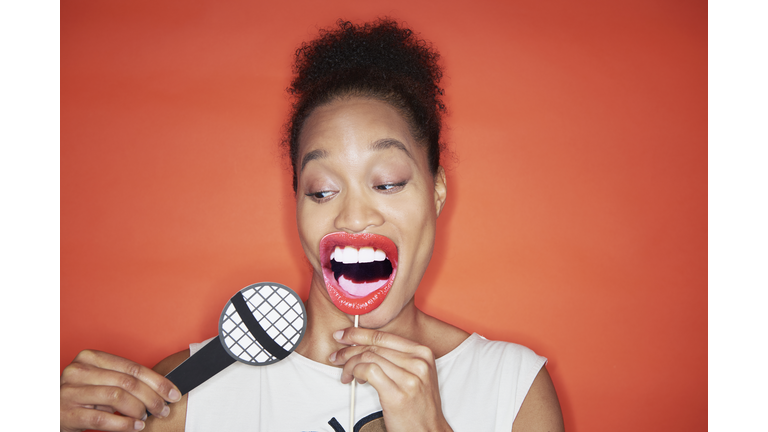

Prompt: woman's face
xmin=295 ymin=97 xmax=446 ymax=327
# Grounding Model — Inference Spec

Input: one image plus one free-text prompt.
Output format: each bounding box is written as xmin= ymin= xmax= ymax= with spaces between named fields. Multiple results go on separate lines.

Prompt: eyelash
xmin=306 ymin=190 xmax=334 ymax=202
xmin=305 ymin=181 xmax=407 ymax=203
xmin=375 ymin=180 xmax=408 ymax=192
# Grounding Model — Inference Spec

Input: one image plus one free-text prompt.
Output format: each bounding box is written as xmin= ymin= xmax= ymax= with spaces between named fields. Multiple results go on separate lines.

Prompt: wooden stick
xmin=350 ymin=314 xmax=359 ymax=432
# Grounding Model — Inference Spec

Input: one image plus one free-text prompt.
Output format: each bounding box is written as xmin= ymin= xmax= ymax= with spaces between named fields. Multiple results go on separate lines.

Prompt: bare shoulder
xmin=511 ymin=366 xmax=565 ymax=432
xmin=153 ymin=349 xmax=191 ymax=375
xmin=145 ymin=350 xmax=191 ymax=432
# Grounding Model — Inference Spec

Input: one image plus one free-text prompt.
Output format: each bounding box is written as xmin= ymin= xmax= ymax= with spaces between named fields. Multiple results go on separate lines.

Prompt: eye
xmin=305 ymin=190 xmax=335 ymax=202
xmin=374 ymin=181 xmax=408 ymax=193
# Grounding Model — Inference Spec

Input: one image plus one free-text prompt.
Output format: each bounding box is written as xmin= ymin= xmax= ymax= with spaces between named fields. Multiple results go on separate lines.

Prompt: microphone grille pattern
xmin=219 ymin=282 xmax=307 ymax=365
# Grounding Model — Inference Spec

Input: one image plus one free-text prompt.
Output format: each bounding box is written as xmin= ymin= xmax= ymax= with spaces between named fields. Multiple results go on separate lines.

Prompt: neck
xmin=295 ymin=278 xmax=424 ymax=365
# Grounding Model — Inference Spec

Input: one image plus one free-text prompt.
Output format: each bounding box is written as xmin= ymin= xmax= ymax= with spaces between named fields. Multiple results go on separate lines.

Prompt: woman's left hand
xmin=329 ymin=327 xmax=453 ymax=432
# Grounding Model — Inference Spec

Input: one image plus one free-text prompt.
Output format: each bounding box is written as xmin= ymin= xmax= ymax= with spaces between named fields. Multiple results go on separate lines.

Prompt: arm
xmin=143 ymin=350 xmax=190 ymax=432
xmin=511 ymin=366 xmax=564 ymax=432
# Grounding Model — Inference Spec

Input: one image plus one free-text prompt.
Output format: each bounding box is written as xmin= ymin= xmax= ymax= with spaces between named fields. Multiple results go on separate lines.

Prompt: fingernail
xmin=134 ymin=420 xmax=145 ymax=431
xmin=168 ymin=388 xmax=181 ymax=402
xmin=333 ymin=330 xmax=344 ymax=341
xmin=141 ymin=412 xmax=147 ymax=421
xmin=328 ymin=351 xmax=337 ymax=362
xmin=160 ymin=405 xmax=170 ymax=418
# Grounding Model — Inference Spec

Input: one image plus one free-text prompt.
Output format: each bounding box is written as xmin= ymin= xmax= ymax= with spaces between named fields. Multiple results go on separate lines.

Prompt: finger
xmin=71 ymin=350 xmax=181 ymax=404
xmin=333 ymin=328 xmax=436 ymax=363
xmin=330 ymin=344 xmax=410 ymax=368
xmin=334 ymin=328 xmax=424 ymax=353
xmin=61 ymin=383 xmax=160 ymax=422
xmin=345 ymin=351 xmax=402 ymax=394
xmin=61 ymin=361 xmax=171 ymax=418
xmin=347 ymin=350 xmax=443 ymax=422
xmin=93 ymin=404 xmax=117 ymax=413
xmin=332 ymin=345 xmax=405 ymax=383
xmin=61 ymin=395 xmax=146 ymax=432
xmin=341 ymin=348 xmax=431 ymax=386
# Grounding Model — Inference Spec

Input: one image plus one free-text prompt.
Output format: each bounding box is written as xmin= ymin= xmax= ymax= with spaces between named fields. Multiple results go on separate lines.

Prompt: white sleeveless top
xmin=185 ymin=333 xmax=546 ymax=431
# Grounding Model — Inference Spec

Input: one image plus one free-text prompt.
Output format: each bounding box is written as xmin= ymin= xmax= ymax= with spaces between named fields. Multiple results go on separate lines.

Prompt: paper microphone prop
xmin=163 ymin=282 xmax=306 ymax=396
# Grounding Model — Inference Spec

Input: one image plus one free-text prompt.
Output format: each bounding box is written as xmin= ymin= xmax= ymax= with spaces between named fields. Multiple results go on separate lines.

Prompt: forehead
xmin=297 ymin=98 xmax=423 ymax=166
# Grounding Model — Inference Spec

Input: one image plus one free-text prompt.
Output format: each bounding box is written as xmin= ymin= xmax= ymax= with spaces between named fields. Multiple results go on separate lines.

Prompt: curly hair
xmin=283 ymin=18 xmax=446 ymax=192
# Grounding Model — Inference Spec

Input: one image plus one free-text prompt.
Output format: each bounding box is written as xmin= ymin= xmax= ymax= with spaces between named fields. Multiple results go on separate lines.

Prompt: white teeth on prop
xmin=331 ymin=246 xmax=388 ymax=264
xmin=342 ymin=246 xmax=358 ymax=264
xmin=358 ymin=247 xmax=375 ymax=263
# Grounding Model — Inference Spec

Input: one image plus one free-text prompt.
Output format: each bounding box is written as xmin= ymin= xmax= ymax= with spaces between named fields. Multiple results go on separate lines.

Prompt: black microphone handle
xmin=148 ymin=337 xmax=235 ymax=417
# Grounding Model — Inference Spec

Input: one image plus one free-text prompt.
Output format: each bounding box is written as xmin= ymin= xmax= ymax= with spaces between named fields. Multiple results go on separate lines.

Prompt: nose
xmin=333 ymin=189 xmax=384 ymax=233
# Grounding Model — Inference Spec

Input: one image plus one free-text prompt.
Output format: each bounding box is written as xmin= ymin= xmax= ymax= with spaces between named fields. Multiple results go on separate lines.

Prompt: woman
xmin=60 ymin=19 xmax=564 ymax=432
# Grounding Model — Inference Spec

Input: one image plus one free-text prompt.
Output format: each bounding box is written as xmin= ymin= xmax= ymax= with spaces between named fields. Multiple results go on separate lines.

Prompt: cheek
xmin=296 ymin=204 xmax=318 ymax=256
xmin=411 ymin=193 xmax=438 ymax=246
xmin=296 ymin=201 xmax=334 ymax=260
xmin=390 ymin=193 xmax=437 ymax=260
xmin=395 ymin=188 xmax=435 ymax=225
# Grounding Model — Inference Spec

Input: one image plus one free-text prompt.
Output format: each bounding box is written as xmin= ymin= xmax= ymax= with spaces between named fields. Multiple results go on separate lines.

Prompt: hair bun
xmin=290 ymin=18 xmax=443 ymax=101
xmin=284 ymin=18 xmax=446 ymax=192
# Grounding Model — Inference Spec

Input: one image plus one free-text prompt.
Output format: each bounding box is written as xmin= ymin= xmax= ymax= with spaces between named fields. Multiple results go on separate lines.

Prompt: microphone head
xmin=218 ymin=282 xmax=307 ymax=366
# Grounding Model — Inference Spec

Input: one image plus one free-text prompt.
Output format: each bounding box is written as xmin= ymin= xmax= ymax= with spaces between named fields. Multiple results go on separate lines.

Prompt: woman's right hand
xmin=60 ymin=349 xmax=181 ymax=432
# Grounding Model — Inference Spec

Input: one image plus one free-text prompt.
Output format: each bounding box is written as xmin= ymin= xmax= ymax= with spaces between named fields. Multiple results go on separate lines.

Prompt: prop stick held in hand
xmin=319 ymin=233 xmax=398 ymax=430
xmin=349 ymin=314 xmax=359 ymax=432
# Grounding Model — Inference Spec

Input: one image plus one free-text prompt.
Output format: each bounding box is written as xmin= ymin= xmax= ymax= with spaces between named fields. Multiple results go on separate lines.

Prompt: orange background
xmin=61 ymin=0 xmax=707 ymax=430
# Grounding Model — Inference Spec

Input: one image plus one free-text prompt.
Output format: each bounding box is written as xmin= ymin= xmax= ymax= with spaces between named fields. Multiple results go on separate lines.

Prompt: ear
xmin=434 ymin=166 xmax=447 ymax=218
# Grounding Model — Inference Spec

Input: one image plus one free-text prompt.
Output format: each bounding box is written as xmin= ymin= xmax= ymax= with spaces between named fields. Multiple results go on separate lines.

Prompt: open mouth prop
xmin=320 ymin=232 xmax=398 ymax=315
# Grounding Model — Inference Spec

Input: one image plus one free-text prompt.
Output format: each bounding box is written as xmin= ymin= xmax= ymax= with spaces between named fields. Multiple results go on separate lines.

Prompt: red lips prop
xmin=320 ymin=232 xmax=398 ymax=315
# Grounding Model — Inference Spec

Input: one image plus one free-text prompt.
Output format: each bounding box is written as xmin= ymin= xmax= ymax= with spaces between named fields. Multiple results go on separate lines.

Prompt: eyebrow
xmin=300 ymin=149 xmax=328 ymax=172
xmin=370 ymin=138 xmax=414 ymax=161
xmin=299 ymin=138 xmax=414 ymax=172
